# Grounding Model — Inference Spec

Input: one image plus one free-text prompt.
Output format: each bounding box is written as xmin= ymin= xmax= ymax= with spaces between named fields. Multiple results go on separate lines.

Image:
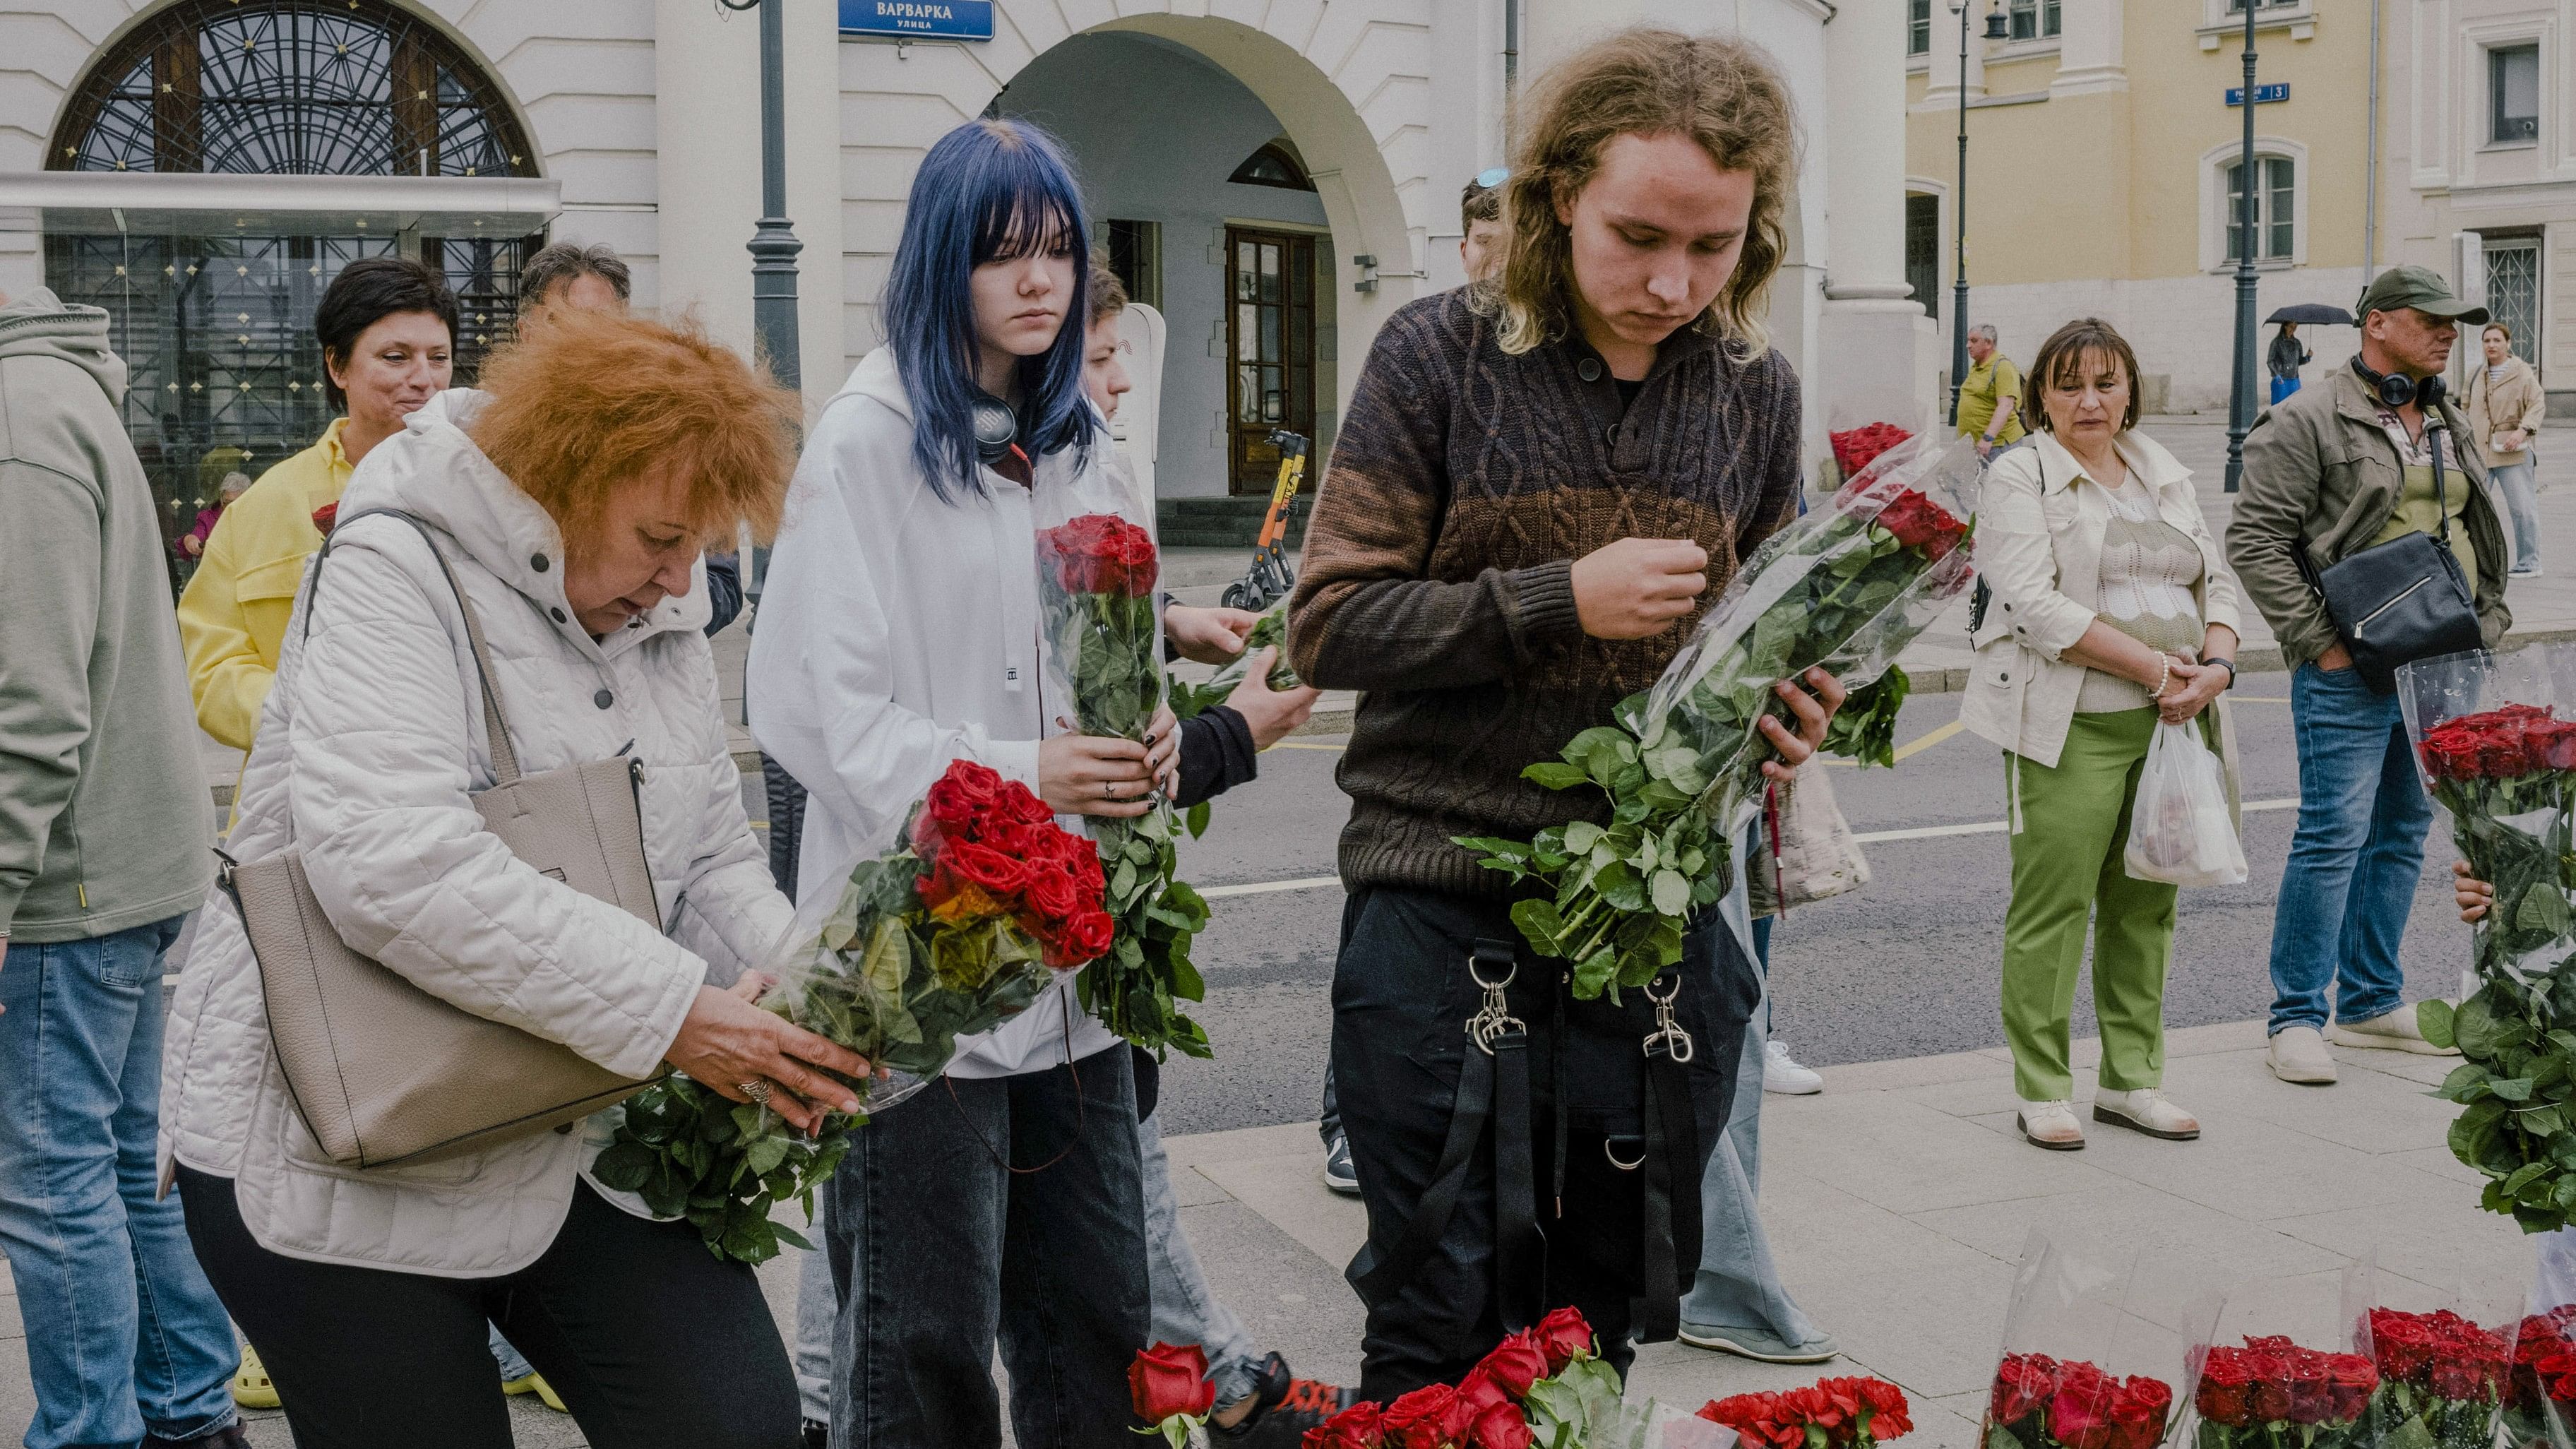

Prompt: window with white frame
xmin=2226 ymin=0 xmax=2303 ymax=12
xmin=1909 ymin=0 xmax=1931 ymax=56
xmin=2008 ymin=0 xmax=2061 ymax=42
xmin=2224 ymin=156 xmax=2296 ymax=263
xmin=2491 ymin=44 xmax=2540 ymax=144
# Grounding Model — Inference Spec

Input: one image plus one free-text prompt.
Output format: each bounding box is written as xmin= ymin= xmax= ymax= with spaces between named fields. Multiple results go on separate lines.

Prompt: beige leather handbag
xmin=215 ymin=510 xmax=664 ymax=1169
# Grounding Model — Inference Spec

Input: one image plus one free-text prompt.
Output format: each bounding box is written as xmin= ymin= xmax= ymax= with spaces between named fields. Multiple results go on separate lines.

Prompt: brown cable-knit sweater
xmin=1287 ymin=289 xmax=1804 ymax=898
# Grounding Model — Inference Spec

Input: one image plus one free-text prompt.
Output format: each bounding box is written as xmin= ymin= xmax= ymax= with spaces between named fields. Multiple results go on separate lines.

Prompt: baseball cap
xmin=2354 ymin=265 xmax=2491 ymax=324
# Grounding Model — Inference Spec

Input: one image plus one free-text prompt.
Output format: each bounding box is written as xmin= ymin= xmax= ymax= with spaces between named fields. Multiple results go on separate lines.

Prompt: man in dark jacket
xmin=0 ymin=287 xmax=247 ymax=1448
xmin=2227 ymin=266 xmax=2508 ymax=1087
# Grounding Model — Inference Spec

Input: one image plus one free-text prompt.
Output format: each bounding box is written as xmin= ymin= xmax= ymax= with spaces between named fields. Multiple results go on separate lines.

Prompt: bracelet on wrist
xmin=2149 ymin=654 xmax=2172 ymax=700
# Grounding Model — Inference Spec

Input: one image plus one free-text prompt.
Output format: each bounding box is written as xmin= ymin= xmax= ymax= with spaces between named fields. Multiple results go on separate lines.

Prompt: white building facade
xmin=0 ymin=0 xmax=1931 ymax=555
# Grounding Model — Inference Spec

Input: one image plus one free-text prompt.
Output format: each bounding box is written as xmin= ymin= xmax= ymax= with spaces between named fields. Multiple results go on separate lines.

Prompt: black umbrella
xmin=2266 ymin=303 xmax=2354 ymax=326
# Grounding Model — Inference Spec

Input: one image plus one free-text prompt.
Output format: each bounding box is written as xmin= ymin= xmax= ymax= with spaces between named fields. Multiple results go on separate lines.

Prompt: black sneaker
xmin=1212 ymin=1353 xmax=1358 ymax=1445
xmin=1321 ymin=1133 xmax=1359 ymax=1196
xmin=801 ymin=1419 xmax=830 ymax=1449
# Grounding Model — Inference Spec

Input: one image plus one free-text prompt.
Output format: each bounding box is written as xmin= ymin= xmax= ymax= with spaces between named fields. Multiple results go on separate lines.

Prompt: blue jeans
xmin=1140 ymin=1112 xmax=1262 ymax=1408
xmin=0 ymin=918 xmax=240 ymax=1449
xmin=2267 ymin=664 xmax=2432 ymax=1034
xmin=2493 ymin=460 xmax=2542 ymax=571
xmin=1680 ymin=906 xmax=1819 ymax=1343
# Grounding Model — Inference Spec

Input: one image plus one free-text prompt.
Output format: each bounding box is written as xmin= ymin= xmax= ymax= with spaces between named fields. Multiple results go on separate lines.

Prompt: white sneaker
xmin=2330 ymin=1006 xmax=2461 ymax=1056
xmin=2267 ymin=1025 xmax=2339 ymax=1085
xmin=1763 ymin=1040 xmax=1823 ymax=1095
xmin=2512 ymin=566 xmax=2545 ymax=579
xmin=2016 ymin=1099 xmax=2085 ymax=1150
xmin=2093 ymin=1087 xmax=2200 ymax=1140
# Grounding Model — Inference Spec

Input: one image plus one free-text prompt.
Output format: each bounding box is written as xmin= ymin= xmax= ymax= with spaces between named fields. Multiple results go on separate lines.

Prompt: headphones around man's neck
xmin=2351 ymin=354 xmax=2447 ymax=412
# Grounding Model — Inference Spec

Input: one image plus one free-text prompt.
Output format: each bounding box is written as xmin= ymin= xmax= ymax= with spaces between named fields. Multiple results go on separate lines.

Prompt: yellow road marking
xmin=1892 ymin=717 xmax=1966 ymax=762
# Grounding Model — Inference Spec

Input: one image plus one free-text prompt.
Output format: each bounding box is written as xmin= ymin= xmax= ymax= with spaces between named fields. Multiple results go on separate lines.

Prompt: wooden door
xmin=1224 ymin=227 xmax=1316 ymax=494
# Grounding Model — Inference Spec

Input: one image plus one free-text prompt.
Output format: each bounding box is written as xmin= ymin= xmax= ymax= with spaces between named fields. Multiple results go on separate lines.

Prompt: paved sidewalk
xmin=1 ymin=1021 xmax=2537 ymax=1446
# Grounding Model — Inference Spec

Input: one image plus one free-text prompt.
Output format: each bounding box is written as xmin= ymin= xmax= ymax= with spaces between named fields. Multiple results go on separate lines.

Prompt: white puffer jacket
xmin=160 ymin=390 xmax=789 ymax=1277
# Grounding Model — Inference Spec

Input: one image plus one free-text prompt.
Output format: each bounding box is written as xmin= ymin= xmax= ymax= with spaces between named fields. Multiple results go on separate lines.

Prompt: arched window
xmin=43 ymin=1 xmax=542 ymax=588
xmin=1229 ymin=140 xmax=1315 ymax=193
xmin=48 ymin=0 xmax=534 ymax=177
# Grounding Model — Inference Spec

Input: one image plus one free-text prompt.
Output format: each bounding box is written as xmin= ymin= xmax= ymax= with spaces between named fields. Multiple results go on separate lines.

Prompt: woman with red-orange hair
xmin=160 ymin=308 xmax=864 ymax=1449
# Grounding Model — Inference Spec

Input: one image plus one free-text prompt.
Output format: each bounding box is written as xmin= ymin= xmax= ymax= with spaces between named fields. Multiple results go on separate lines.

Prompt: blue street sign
xmin=2226 ymin=83 xmax=2290 ymax=106
xmin=838 ymin=0 xmax=993 ymax=40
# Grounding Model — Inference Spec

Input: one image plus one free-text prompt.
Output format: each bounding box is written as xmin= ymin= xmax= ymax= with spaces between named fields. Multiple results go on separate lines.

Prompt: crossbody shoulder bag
xmin=2296 ymin=375 xmax=2484 ymax=693
xmin=215 ymin=508 xmax=664 ymax=1169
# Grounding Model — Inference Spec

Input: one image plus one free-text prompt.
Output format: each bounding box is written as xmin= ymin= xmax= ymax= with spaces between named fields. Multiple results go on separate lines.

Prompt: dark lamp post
xmin=719 ymin=0 xmax=802 ymax=395
xmin=1948 ymin=0 xmax=2011 ymax=429
xmin=2224 ymin=2 xmax=2259 ymax=493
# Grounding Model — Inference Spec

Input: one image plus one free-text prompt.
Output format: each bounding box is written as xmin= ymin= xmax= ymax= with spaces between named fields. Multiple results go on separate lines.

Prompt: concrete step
xmin=1155 ymin=494 xmax=1313 ymax=550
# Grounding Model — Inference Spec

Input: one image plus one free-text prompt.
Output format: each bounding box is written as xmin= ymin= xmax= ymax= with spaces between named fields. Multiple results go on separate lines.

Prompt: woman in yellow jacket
xmin=178 ymin=257 xmax=458 ymax=749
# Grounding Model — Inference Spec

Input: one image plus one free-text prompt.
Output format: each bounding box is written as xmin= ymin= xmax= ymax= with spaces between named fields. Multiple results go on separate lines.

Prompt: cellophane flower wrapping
xmin=1032 ymin=460 xmax=1212 ymax=1057
xmin=2508 ymin=1277 xmax=2576 ymax=1449
xmin=2397 ymin=645 xmax=2576 ymax=1230
xmin=2363 ymin=1304 xmax=2512 ymax=1449
xmin=1699 ymin=1375 xmax=1914 ymax=1449
xmin=1985 ymin=1232 xmax=2198 ymax=1449
xmin=2186 ymin=1265 xmax=2383 ymax=1449
xmin=592 ymin=761 xmax=1109 ymax=1263
xmin=1454 ymin=432 xmax=1981 ymax=1001
xmin=1170 ymin=607 xmax=1301 ymax=722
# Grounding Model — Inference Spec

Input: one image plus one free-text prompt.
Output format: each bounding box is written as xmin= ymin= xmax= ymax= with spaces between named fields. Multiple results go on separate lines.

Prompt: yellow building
xmin=1904 ymin=0 xmax=2373 ymax=414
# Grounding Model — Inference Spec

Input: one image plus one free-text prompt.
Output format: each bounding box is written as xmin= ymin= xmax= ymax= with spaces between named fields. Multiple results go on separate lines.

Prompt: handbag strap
xmin=299 ymin=508 xmax=524 ymax=786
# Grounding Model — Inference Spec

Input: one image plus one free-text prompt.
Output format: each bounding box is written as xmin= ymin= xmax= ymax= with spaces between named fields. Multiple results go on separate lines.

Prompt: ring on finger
xmin=738 ymin=1078 xmax=773 ymax=1107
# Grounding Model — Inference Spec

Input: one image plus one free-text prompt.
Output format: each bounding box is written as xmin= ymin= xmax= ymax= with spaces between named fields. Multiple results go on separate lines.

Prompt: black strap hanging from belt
xmin=1349 ymin=940 xmax=1542 ymax=1325
xmin=1631 ymin=1018 xmax=1703 ymax=1342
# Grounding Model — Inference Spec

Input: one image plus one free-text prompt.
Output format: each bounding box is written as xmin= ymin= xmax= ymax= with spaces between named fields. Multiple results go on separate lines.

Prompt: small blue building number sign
xmin=2225 ymin=83 xmax=2290 ymax=106
xmin=838 ymin=0 xmax=993 ymax=41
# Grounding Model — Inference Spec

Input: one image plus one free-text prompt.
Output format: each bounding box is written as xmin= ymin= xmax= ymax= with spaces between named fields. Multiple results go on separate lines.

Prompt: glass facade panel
xmin=2492 ymin=45 xmax=2540 ymax=144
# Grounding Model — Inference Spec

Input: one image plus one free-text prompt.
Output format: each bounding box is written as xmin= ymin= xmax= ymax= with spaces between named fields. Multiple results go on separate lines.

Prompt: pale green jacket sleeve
xmin=0 ymin=460 xmax=102 ymax=937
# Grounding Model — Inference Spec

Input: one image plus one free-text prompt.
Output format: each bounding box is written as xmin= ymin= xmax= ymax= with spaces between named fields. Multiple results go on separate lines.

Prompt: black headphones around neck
xmin=2351 ymin=355 xmax=2446 ymax=412
xmin=970 ymin=393 xmax=1020 ymax=466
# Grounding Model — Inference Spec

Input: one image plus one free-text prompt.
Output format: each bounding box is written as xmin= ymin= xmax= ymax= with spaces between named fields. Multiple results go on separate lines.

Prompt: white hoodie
xmin=748 ymin=348 xmax=1121 ymax=1076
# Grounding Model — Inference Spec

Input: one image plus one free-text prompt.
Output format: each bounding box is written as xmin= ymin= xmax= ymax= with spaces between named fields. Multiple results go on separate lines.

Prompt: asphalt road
xmin=737 ymin=669 xmax=2471 ymax=1138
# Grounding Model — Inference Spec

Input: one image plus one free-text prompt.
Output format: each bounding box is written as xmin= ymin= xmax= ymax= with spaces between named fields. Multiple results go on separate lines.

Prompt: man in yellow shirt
xmin=1956 ymin=323 xmax=2027 ymax=459
xmin=177 ymin=258 xmax=455 ymax=750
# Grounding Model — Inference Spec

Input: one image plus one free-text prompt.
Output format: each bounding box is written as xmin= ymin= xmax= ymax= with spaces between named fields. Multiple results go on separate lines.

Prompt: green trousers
xmin=2000 ymin=706 xmax=2178 ymax=1102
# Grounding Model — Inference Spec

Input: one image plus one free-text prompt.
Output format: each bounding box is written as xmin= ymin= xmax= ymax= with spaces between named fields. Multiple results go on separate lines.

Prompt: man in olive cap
xmin=2228 ymin=266 xmax=2511 ymax=1086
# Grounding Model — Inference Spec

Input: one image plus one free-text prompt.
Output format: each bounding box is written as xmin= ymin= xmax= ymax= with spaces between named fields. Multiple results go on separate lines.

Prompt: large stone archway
xmin=830 ymin=1 xmax=1434 ymax=446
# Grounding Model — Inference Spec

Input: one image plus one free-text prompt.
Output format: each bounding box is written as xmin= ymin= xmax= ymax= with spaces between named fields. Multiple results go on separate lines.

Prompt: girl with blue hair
xmin=748 ymin=117 xmax=1171 ymax=1446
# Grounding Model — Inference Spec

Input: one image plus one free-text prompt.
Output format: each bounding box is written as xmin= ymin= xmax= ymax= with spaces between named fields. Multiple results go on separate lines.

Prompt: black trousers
xmin=178 ymin=1166 xmax=799 ymax=1449
xmin=1330 ymin=886 xmax=1758 ymax=1402
xmin=823 ymin=1046 xmax=1148 ymax=1449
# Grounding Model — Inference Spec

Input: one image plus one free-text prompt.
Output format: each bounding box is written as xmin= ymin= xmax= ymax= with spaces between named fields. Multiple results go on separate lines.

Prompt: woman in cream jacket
xmin=162 ymin=311 xmax=865 ymax=1449
xmin=1961 ymin=318 xmax=2247 ymax=1153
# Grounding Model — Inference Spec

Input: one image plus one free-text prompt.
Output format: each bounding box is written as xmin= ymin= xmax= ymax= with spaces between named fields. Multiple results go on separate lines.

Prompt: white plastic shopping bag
xmin=2123 ymin=720 xmax=2248 ymax=887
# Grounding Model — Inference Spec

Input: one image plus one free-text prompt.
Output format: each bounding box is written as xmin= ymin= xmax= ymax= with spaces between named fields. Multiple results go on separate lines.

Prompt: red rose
xmin=1467 ymin=1397 xmax=1533 ymax=1449
xmin=311 ymin=501 xmax=338 ymax=534
xmin=1382 ymin=1383 xmax=1470 ymax=1449
xmin=1112 ymin=523 xmax=1161 ymax=597
xmin=2051 ymin=1363 xmax=2116 ymax=1449
xmin=2325 ymin=1354 xmax=2378 ymax=1421
xmin=2196 ymin=1349 xmax=2255 ymax=1428
xmin=2528 ymin=720 xmax=2576 ymax=772
xmin=1306 ymin=1401 xmax=1385 ymax=1449
xmin=1532 ymin=1307 xmax=1593 ymax=1373
xmin=1128 ymin=1342 xmax=1214 ymax=1426
xmin=944 ymin=840 xmax=1032 ymax=900
xmin=1991 ymin=1354 xmax=2056 ymax=1425
xmin=1476 ymin=1332 xmax=1550 ymax=1400
xmin=1054 ymin=910 xmax=1116 ymax=967
xmin=1455 ymin=1370 xmax=1510 ymax=1419
xmin=999 ymin=780 xmax=1056 ymax=824
xmin=2106 ymin=1378 xmax=2172 ymax=1449
xmin=1703 ymin=1393 xmax=1803 ymax=1449
xmin=1856 ymin=1377 xmax=1912 ymax=1441
xmin=1022 ymin=861 xmax=1079 ymax=922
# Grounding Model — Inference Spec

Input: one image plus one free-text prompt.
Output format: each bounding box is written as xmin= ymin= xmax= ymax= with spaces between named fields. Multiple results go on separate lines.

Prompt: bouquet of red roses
xmin=2398 ymin=648 xmax=2576 ymax=1230
xmin=2191 ymin=1337 xmax=2380 ymax=1449
xmin=1987 ymin=1352 xmax=2175 ymax=1449
xmin=594 ymin=759 xmax=1111 ymax=1263
xmin=2363 ymin=1307 xmax=2509 ymax=1449
xmin=1699 ymin=1376 xmax=1914 ymax=1449
xmin=1033 ymin=503 xmax=1212 ymax=1059
xmin=2508 ymin=1304 xmax=2576 ymax=1449
xmin=1457 ymin=433 xmax=1981 ymax=1000
xmin=1830 ymin=422 xmax=1914 ymax=481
